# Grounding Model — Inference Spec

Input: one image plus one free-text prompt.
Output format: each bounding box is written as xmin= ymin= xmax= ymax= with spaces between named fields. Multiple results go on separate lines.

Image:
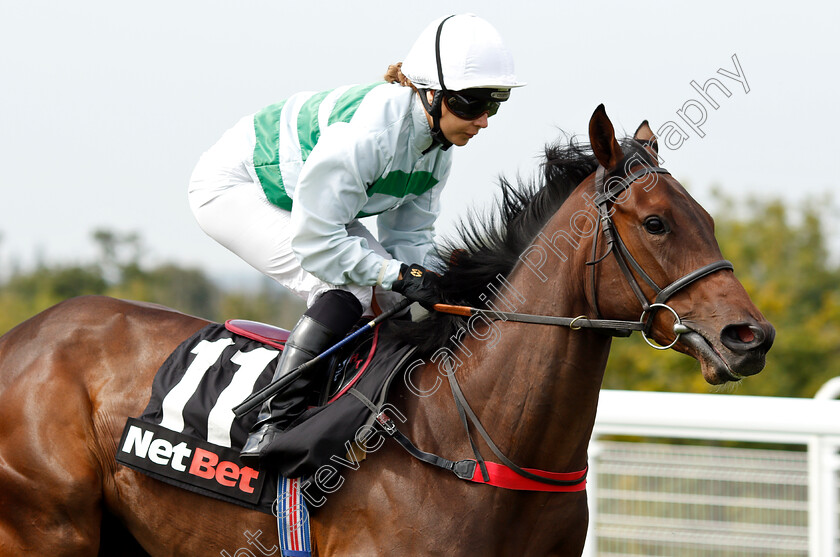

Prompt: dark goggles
xmin=443 ymin=88 xmax=510 ymax=120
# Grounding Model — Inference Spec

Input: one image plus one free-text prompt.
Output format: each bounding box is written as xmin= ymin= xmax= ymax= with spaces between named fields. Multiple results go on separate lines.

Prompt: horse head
xmin=585 ymin=104 xmax=775 ymax=384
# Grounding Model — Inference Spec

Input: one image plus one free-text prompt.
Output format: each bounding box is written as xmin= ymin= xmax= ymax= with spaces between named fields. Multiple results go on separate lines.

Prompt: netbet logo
xmin=117 ymin=419 xmax=264 ymax=503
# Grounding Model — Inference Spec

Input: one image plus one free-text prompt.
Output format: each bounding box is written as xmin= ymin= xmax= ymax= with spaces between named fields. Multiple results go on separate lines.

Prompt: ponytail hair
xmin=383 ymin=62 xmax=415 ymax=89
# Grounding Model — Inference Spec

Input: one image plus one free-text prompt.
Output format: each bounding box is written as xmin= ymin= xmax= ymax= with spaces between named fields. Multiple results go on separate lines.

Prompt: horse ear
xmin=633 ymin=120 xmax=659 ymax=154
xmin=589 ymin=104 xmax=624 ymax=169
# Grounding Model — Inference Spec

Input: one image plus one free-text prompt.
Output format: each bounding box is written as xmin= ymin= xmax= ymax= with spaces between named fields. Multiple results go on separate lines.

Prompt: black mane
xmin=391 ymin=136 xmax=654 ymax=358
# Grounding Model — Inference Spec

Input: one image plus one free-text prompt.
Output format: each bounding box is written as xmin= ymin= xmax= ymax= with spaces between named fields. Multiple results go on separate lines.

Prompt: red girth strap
xmin=466 ymin=460 xmax=587 ymax=492
xmin=373 ymin=412 xmax=587 ymax=493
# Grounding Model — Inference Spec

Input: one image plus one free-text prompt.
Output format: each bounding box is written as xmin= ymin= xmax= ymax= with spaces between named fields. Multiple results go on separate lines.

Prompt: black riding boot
xmin=239 ymin=289 xmax=362 ymax=467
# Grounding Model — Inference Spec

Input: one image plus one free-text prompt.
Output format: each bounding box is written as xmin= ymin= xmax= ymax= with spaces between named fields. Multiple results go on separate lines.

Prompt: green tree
xmin=92 ymin=229 xmax=143 ymax=282
xmin=110 ymin=263 xmax=221 ymax=320
xmin=0 ymin=262 xmax=108 ymax=334
xmin=0 ymin=229 xmax=305 ymax=335
xmin=219 ymin=277 xmax=306 ymax=329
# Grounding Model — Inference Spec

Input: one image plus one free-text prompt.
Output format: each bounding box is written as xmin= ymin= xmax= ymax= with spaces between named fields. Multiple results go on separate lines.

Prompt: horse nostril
xmin=721 ymin=323 xmax=765 ymax=352
xmin=735 ymin=326 xmax=755 ymax=343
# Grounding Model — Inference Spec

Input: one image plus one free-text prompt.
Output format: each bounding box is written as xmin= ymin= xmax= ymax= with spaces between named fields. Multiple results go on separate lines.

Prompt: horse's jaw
xmin=678 ymin=330 xmax=743 ymax=385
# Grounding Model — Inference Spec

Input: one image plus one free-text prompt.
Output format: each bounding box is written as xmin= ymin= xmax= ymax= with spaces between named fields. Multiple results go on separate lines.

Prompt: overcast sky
xmin=2 ymin=1 xmax=837 ymax=284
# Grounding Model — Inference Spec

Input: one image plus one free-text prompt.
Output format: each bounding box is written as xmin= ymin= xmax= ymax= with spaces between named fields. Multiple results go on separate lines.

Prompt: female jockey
xmin=187 ymin=13 xmax=524 ymax=465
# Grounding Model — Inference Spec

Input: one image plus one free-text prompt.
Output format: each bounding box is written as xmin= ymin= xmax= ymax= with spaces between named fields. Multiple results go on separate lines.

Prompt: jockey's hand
xmin=391 ymin=263 xmax=442 ymax=310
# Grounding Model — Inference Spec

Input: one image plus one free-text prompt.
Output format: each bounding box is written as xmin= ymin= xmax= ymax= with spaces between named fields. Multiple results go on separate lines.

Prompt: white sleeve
xmin=289 ymin=123 xmax=402 ymax=288
xmin=376 ymin=182 xmax=446 ymax=273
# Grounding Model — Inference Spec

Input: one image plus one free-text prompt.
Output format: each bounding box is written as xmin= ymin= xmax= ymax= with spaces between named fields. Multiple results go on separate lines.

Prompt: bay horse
xmin=0 ymin=106 xmax=774 ymax=556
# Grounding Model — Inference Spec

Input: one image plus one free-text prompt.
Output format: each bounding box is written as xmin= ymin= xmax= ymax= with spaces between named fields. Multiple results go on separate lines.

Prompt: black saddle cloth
xmin=116 ymin=319 xmax=414 ymax=513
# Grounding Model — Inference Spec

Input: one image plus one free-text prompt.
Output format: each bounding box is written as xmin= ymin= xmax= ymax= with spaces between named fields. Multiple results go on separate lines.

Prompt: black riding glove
xmin=391 ymin=263 xmax=442 ymax=310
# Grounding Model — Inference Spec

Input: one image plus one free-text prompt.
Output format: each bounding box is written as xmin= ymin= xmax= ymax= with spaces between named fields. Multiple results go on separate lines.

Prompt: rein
xmin=432 ymin=304 xmax=643 ymax=336
xmin=386 ymin=153 xmax=735 ymax=492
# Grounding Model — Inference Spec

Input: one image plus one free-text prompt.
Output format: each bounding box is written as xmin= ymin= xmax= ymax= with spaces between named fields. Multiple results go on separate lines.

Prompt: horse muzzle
xmin=678 ymin=319 xmax=775 ymax=385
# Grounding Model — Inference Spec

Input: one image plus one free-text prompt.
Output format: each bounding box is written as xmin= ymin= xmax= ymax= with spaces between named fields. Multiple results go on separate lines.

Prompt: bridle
xmin=585 ymin=150 xmax=734 ymax=349
xmin=381 ymin=148 xmax=736 ymax=492
xmin=435 ymin=147 xmax=734 ymax=350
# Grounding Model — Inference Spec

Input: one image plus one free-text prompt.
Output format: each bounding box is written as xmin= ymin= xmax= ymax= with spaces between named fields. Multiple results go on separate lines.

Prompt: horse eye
xmin=644 ymin=216 xmax=668 ymax=235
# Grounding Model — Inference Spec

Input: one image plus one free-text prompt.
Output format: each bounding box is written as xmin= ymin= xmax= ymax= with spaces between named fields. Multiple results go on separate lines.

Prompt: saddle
xmin=224 ymin=318 xmax=389 ymax=407
xmin=224 ymin=319 xmax=290 ymax=348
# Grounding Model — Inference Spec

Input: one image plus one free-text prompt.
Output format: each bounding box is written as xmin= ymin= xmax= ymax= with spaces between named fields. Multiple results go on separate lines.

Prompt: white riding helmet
xmin=401 ymin=14 xmax=526 ymax=92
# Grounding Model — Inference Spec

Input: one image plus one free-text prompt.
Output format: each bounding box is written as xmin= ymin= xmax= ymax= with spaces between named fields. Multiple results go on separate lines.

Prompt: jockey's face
xmin=425 ymin=90 xmax=490 ymax=147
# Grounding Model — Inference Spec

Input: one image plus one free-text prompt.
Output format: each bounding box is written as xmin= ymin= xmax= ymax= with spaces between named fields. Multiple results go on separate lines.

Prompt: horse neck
xmin=439 ymin=190 xmax=612 ymax=473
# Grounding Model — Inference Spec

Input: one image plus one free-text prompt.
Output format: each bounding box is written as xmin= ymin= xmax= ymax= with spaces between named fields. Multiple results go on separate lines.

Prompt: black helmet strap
xmin=418 ymin=89 xmax=451 ymax=152
xmin=420 ymin=15 xmax=456 ymax=152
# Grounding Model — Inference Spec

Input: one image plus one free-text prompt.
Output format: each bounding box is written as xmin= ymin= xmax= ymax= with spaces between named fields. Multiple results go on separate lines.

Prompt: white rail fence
xmin=584 ymin=381 xmax=840 ymax=556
